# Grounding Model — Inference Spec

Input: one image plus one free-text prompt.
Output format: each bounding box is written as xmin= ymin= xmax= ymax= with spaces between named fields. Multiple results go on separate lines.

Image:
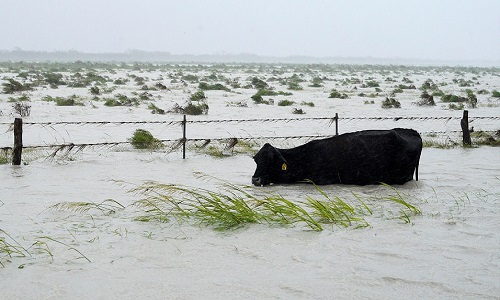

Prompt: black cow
xmin=252 ymin=128 xmax=422 ymax=186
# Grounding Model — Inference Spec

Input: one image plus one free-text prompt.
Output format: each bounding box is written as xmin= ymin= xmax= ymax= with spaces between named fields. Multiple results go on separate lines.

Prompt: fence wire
xmin=1 ymin=115 xmax=498 ymax=158
xmin=2 ymin=115 xmax=497 ymax=127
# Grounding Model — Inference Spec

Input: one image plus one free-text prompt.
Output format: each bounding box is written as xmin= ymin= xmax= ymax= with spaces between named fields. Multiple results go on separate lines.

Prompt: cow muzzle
xmin=252 ymin=177 xmax=264 ymax=186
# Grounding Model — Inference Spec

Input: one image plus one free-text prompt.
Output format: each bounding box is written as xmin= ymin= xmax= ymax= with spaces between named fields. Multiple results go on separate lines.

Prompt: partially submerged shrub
xmin=441 ymin=94 xmax=467 ymax=103
xmin=103 ymin=98 xmax=122 ymax=107
xmin=471 ymin=131 xmax=500 ymax=146
xmin=68 ymin=72 xmax=107 ymax=87
xmin=466 ymin=90 xmax=478 ymax=108
xmin=251 ymin=89 xmax=292 ymax=103
xmin=113 ymin=78 xmax=128 ymax=85
xmin=102 ymin=94 xmax=138 ymax=107
xmin=155 ymin=82 xmax=167 ymax=90
xmin=184 ymin=101 xmax=209 ymax=115
xmin=57 ymin=96 xmax=84 ymax=106
xmin=12 ymin=102 xmax=31 ymax=117
xmin=148 ymin=103 xmax=165 ymax=114
xmin=416 ymin=91 xmax=436 ymax=106
xmin=129 ymin=129 xmax=163 ymax=149
xmin=198 ymin=82 xmax=230 ymax=91
xmin=190 ymin=90 xmax=207 ymax=101
xmin=420 ymin=79 xmax=438 ymax=90
xmin=309 ymin=77 xmax=324 ymax=87
xmin=2 ymin=78 xmax=32 ymax=94
xmin=278 ymin=99 xmax=295 ymax=106
xmin=43 ymin=72 xmax=66 ymax=87
xmin=251 ymin=94 xmax=272 ymax=105
xmin=181 ymin=74 xmax=199 ymax=82
xmin=8 ymin=94 xmax=30 ymax=102
xmin=287 ymin=81 xmax=303 ymax=91
xmin=43 ymin=95 xmax=84 ymax=106
xmin=441 ymin=92 xmax=476 ymax=108
xmin=90 ymin=86 xmax=100 ymax=95
xmin=396 ymin=84 xmax=416 ymax=90
xmin=0 ymin=151 xmax=9 ymax=164
xmin=363 ymin=80 xmax=380 ymax=88
xmin=137 ymin=91 xmax=153 ymax=101
xmin=250 ymin=77 xmax=269 ymax=89
xmin=381 ymin=97 xmax=401 ymax=108
xmin=329 ymin=89 xmax=349 ymax=99
xmin=448 ymin=103 xmax=465 ymax=110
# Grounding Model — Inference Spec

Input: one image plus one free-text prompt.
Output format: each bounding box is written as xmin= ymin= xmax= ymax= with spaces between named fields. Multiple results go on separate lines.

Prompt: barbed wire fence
xmin=1 ymin=111 xmax=499 ymax=164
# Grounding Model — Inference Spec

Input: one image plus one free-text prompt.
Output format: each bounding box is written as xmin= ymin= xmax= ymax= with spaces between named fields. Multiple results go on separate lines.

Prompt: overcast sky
xmin=1 ymin=0 xmax=499 ymax=61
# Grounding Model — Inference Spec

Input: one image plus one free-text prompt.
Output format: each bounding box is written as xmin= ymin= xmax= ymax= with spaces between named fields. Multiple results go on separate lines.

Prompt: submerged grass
xmin=49 ymin=198 xmax=125 ymax=215
xmin=131 ymin=180 xmax=421 ymax=231
xmin=379 ymin=183 xmax=422 ymax=223
xmin=0 ymin=229 xmax=31 ymax=267
xmin=45 ymin=177 xmax=421 ymax=233
xmin=0 ymin=229 xmax=91 ymax=267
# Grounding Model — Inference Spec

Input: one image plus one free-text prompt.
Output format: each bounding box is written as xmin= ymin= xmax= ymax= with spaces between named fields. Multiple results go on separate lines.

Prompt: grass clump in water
xmin=304 ymin=185 xmax=370 ymax=229
xmin=129 ymin=129 xmax=164 ymax=150
xmin=0 ymin=150 xmax=10 ymax=164
xmin=131 ymin=179 xmax=421 ymax=231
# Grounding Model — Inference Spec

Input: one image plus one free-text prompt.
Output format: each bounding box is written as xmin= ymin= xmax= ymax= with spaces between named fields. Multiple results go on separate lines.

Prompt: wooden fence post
xmin=461 ymin=110 xmax=471 ymax=146
xmin=335 ymin=113 xmax=339 ymax=136
xmin=12 ymin=118 xmax=23 ymax=165
xmin=182 ymin=115 xmax=187 ymax=159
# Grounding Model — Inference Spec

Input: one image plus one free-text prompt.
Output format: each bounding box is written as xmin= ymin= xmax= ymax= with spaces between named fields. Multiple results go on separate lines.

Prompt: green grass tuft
xmin=129 ymin=129 xmax=164 ymax=150
xmin=130 ymin=179 xmax=422 ymax=231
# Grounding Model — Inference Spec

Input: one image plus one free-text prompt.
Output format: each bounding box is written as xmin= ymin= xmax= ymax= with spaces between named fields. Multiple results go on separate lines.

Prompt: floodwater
xmin=1 ymin=64 xmax=499 ymax=299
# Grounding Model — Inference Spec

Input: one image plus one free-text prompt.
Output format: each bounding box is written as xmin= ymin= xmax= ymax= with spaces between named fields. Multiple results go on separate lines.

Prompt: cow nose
xmin=252 ymin=177 xmax=261 ymax=186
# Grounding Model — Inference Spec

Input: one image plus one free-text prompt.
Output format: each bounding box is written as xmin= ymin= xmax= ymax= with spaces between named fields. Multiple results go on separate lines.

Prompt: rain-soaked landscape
xmin=1 ymin=62 xmax=499 ymax=299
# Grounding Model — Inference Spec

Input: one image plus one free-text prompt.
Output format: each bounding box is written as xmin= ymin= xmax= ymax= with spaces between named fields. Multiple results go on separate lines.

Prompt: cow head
xmin=252 ymin=143 xmax=288 ymax=186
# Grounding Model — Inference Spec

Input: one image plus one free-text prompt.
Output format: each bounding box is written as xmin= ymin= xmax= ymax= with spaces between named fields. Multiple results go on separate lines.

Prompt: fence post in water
xmin=335 ymin=113 xmax=339 ymax=136
xmin=182 ymin=115 xmax=187 ymax=159
xmin=461 ymin=110 xmax=471 ymax=146
xmin=12 ymin=118 xmax=23 ymax=165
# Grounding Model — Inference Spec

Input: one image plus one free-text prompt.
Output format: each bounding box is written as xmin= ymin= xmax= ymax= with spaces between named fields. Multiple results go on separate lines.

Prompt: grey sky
xmin=1 ymin=0 xmax=499 ymax=61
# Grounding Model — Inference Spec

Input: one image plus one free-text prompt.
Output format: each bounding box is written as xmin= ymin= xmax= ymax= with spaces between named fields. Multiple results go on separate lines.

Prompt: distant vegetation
xmin=2 ymin=78 xmax=32 ymax=93
xmin=0 ymin=61 xmax=498 ymax=152
xmin=329 ymin=89 xmax=349 ymax=99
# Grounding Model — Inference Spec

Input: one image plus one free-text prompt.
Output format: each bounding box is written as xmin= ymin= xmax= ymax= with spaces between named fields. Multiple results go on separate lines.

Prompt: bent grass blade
xmin=380 ymin=183 xmax=422 ymax=222
xmin=50 ymin=198 xmax=125 ymax=215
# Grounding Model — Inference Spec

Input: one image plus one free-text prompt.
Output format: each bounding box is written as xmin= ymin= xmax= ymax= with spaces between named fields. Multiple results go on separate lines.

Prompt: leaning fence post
xmin=182 ymin=115 xmax=187 ymax=159
xmin=461 ymin=110 xmax=471 ymax=146
xmin=12 ymin=118 xmax=23 ymax=165
xmin=335 ymin=113 xmax=339 ymax=136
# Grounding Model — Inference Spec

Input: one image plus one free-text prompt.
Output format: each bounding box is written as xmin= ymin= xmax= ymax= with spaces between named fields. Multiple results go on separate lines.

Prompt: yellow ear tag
xmin=282 ymin=163 xmax=287 ymax=171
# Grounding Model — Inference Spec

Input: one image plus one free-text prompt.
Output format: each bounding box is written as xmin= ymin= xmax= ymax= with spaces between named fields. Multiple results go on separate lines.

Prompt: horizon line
xmin=1 ymin=49 xmax=499 ymax=67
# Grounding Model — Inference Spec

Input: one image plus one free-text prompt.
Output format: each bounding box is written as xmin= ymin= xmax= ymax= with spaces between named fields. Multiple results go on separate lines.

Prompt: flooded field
xmin=1 ymin=62 xmax=499 ymax=299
